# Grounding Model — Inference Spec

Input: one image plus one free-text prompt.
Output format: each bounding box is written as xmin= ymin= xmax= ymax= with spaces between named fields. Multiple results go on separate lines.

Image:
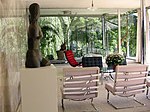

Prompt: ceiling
xmin=20 ymin=0 xmax=150 ymax=16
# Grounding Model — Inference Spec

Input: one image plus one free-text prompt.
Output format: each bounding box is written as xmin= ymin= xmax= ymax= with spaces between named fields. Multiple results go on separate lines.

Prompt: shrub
xmin=106 ymin=53 xmax=125 ymax=66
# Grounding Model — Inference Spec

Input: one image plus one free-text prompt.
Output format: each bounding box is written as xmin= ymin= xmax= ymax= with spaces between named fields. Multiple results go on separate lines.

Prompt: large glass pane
xmin=39 ymin=16 xmax=103 ymax=58
xmin=39 ymin=10 xmax=137 ymax=60
xmin=121 ymin=12 xmax=137 ymax=58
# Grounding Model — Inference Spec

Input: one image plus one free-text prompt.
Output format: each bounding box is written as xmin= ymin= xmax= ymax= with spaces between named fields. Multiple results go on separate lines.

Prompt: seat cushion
xmin=82 ymin=57 xmax=103 ymax=68
xmin=147 ymin=79 xmax=150 ymax=86
xmin=105 ymin=83 xmax=115 ymax=95
xmin=65 ymin=50 xmax=79 ymax=67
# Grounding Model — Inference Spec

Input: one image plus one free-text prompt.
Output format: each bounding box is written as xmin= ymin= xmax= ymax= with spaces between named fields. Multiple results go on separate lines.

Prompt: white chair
xmin=61 ymin=67 xmax=100 ymax=111
xmin=105 ymin=64 xmax=148 ymax=109
xmin=146 ymin=78 xmax=150 ymax=99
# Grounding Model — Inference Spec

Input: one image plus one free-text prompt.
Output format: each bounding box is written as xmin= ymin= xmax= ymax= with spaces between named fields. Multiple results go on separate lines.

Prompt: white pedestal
xmin=20 ymin=65 xmax=58 ymax=112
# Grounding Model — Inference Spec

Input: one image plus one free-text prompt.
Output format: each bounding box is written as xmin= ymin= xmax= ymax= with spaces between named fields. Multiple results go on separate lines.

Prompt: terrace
xmin=0 ymin=0 xmax=150 ymax=112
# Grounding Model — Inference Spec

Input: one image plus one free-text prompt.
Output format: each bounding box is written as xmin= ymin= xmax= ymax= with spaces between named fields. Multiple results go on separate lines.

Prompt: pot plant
xmin=106 ymin=53 xmax=125 ymax=70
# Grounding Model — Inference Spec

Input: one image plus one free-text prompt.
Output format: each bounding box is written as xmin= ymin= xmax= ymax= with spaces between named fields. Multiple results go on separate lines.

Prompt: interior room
xmin=0 ymin=0 xmax=150 ymax=112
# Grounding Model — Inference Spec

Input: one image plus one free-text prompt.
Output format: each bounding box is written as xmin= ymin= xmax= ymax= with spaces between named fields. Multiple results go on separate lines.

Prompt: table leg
xmin=100 ymin=72 xmax=104 ymax=85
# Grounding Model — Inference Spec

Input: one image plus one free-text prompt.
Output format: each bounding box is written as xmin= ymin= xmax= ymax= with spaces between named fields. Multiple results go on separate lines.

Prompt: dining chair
xmin=61 ymin=67 xmax=100 ymax=111
xmin=105 ymin=64 xmax=148 ymax=109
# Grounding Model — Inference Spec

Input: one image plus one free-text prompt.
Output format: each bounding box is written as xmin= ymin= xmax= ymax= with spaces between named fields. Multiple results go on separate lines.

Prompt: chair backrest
xmin=82 ymin=57 xmax=103 ymax=68
xmin=62 ymin=67 xmax=100 ymax=101
xmin=113 ymin=64 xmax=148 ymax=97
xmin=64 ymin=50 xmax=80 ymax=67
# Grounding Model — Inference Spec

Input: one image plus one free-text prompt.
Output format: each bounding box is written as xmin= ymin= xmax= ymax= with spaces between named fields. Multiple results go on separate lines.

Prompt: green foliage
xmin=39 ymin=17 xmax=64 ymax=58
xmin=39 ymin=13 xmax=137 ymax=58
xmin=128 ymin=22 xmax=137 ymax=57
xmin=107 ymin=29 xmax=118 ymax=53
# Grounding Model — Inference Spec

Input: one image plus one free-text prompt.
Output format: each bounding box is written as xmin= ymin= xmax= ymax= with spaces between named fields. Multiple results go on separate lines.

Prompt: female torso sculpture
xmin=25 ymin=3 xmax=43 ymax=68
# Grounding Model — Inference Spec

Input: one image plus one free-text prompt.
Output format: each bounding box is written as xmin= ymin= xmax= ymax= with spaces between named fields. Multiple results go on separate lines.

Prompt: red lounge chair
xmin=65 ymin=50 xmax=82 ymax=67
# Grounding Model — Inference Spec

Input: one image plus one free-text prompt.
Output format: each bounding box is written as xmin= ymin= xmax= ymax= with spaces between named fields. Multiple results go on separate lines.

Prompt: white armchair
xmin=61 ymin=67 xmax=100 ymax=111
xmin=105 ymin=64 xmax=148 ymax=109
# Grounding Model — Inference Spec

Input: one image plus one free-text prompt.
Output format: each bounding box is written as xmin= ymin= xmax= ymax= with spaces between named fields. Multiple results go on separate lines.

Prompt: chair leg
xmin=90 ymin=98 xmax=99 ymax=112
xmin=100 ymin=73 xmax=104 ymax=85
xmin=106 ymin=90 xmax=110 ymax=103
xmin=61 ymin=99 xmax=64 ymax=109
xmin=106 ymin=91 xmax=145 ymax=109
xmin=106 ymin=90 xmax=118 ymax=109
xmin=133 ymin=95 xmax=145 ymax=106
xmin=146 ymin=86 xmax=150 ymax=99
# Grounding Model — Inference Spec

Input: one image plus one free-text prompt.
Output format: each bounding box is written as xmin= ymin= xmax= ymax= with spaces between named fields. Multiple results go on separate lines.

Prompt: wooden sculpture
xmin=25 ymin=3 xmax=50 ymax=68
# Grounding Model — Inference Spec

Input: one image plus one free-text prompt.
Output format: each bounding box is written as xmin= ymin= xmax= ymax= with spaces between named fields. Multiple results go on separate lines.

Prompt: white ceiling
xmin=21 ymin=0 xmax=150 ymax=15
xmin=39 ymin=8 xmax=133 ymax=16
xmin=24 ymin=0 xmax=150 ymax=9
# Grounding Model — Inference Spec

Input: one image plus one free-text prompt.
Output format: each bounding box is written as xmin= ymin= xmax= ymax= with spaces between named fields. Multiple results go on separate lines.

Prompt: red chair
xmin=64 ymin=50 xmax=82 ymax=67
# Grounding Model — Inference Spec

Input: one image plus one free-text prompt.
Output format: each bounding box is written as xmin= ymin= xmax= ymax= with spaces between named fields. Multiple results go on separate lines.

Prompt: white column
xmin=118 ymin=9 xmax=121 ymax=54
xmin=136 ymin=9 xmax=142 ymax=62
xmin=140 ymin=0 xmax=146 ymax=64
xmin=145 ymin=9 xmax=150 ymax=65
